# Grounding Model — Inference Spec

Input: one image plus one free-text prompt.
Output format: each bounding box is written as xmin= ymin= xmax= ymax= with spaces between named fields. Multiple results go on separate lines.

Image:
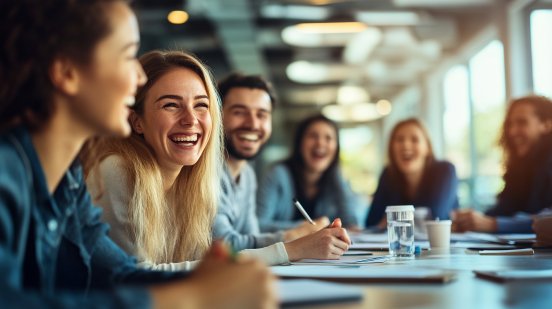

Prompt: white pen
xmin=293 ymin=198 xmax=315 ymax=225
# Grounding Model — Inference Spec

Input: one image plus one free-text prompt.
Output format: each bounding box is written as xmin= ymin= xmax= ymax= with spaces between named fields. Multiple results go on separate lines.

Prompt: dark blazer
xmin=365 ymin=160 xmax=459 ymax=227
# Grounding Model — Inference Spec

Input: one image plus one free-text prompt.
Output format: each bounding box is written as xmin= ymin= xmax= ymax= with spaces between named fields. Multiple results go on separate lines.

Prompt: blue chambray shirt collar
xmin=16 ymin=126 xmax=79 ymax=217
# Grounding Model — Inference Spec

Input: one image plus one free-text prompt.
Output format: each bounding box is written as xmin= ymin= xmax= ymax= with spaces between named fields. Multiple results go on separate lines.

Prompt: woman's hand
xmin=150 ymin=242 xmax=277 ymax=309
xmin=451 ymin=209 xmax=497 ymax=233
xmin=284 ymin=218 xmax=351 ymax=261
xmin=283 ymin=216 xmax=330 ymax=241
xmin=533 ymin=216 xmax=552 ymax=246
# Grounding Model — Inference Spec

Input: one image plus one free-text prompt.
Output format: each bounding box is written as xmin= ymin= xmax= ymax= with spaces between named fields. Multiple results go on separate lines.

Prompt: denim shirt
xmin=0 ymin=126 xmax=187 ymax=308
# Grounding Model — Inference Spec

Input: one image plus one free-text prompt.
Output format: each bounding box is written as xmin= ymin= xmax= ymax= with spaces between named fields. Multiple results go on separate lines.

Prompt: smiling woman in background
xmin=365 ymin=118 xmax=459 ymax=229
xmin=453 ymin=95 xmax=552 ymax=233
xmin=257 ymin=114 xmax=360 ymax=232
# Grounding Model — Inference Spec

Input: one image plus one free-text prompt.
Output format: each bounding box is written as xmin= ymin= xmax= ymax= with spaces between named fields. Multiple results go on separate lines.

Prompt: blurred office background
xmin=133 ymin=0 xmax=552 ymax=213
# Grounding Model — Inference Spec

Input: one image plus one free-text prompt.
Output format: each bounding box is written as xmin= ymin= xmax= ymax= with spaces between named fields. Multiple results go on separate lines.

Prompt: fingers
xmin=329 ymin=218 xmax=342 ymax=228
xmin=332 ymin=238 xmax=349 ymax=251
xmin=452 ymin=211 xmax=475 ymax=232
xmin=328 ymin=226 xmax=351 ymax=245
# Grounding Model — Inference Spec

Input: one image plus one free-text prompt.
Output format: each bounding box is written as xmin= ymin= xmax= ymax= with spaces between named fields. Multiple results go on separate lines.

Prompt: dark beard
xmin=224 ymin=134 xmax=262 ymax=161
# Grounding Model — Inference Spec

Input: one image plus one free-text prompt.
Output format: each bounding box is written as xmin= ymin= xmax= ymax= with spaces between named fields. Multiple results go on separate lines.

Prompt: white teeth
xmin=125 ymin=96 xmax=135 ymax=107
xmin=172 ymin=134 xmax=198 ymax=142
xmin=239 ymin=133 xmax=259 ymax=141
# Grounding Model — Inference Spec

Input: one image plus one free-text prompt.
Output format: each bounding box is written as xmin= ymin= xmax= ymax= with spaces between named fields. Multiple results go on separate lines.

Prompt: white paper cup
xmin=425 ymin=220 xmax=452 ymax=249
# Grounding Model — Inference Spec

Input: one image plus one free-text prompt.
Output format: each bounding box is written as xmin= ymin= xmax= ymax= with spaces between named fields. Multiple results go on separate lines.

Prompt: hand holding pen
xmin=290 ymin=198 xmax=350 ymax=245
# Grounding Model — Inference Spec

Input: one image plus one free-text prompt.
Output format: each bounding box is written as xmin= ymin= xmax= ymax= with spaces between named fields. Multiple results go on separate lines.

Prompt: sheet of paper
xmin=415 ymin=233 xmax=474 ymax=242
xmin=479 ymin=248 xmax=534 ymax=255
xmin=463 ymin=232 xmax=502 ymax=243
xmin=350 ymin=241 xmax=429 ymax=250
xmin=454 ymin=242 xmax=516 ymax=249
xmin=496 ymin=233 xmax=536 ymax=241
xmin=272 ymin=265 xmax=455 ymax=283
xmin=293 ymin=255 xmax=388 ymax=265
xmin=278 ymin=279 xmax=363 ymax=306
xmin=351 ymin=232 xmax=388 ymax=243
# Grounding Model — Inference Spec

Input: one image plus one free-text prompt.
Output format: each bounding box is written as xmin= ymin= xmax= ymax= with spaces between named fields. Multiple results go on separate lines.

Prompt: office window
xmin=339 ymin=125 xmax=381 ymax=224
xmin=468 ymin=40 xmax=506 ymax=208
xmin=442 ymin=40 xmax=506 ymax=208
xmin=443 ymin=65 xmax=471 ymax=205
xmin=530 ymin=9 xmax=552 ymax=98
xmin=340 ymin=125 xmax=380 ymax=199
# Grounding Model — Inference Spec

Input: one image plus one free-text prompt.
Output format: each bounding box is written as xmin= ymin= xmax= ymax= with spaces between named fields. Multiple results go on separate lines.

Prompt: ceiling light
xmin=167 ymin=10 xmax=189 ymax=25
xmin=376 ymin=100 xmax=392 ymax=115
xmin=286 ymin=61 xmax=352 ymax=84
xmin=337 ymin=85 xmax=370 ymax=105
xmin=322 ymin=103 xmax=386 ymax=122
xmin=322 ymin=105 xmax=349 ymax=122
xmin=261 ymin=5 xmax=329 ymax=20
xmin=355 ymin=11 xmax=421 ymax=26
xmin=294 ymin=22 xmax=367 ymax=34
xmin=282 ymin=26 xmax=357 ymax=47
xmin=286 ymin=61 xmax=329 ymax=84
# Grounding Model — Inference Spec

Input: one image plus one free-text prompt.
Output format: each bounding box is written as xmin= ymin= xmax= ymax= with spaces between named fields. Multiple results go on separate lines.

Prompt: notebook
xmin=278 ymin=279 xmax=363 ymax=307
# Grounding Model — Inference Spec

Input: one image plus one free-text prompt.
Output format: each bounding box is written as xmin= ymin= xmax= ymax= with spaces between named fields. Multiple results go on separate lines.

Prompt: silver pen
xmin=293 ymin=198 xmax=315 ymax=225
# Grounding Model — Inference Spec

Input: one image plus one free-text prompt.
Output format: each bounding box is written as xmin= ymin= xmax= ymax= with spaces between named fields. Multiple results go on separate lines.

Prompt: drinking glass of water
xmin=386 ymin=205 xmax=415 ymax=258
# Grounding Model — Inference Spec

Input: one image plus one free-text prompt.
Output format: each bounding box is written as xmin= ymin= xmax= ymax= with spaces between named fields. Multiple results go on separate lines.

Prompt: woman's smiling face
xmin=300 ymin=120 xmax=338 ymax=174
xmin=392 ymin=123 xmax=430 ymax=175
xmin=132 ymin=67 xmax=212 ymax=172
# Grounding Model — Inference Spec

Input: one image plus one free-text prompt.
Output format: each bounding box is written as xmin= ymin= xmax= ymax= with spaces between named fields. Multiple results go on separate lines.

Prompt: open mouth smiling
xmin=170 ymin=133 xmax=200 ymax=146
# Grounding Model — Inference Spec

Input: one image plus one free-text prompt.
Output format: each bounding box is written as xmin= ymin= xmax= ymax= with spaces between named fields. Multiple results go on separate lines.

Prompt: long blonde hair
xmin=84 ymin=50 xmax=223 ymax=262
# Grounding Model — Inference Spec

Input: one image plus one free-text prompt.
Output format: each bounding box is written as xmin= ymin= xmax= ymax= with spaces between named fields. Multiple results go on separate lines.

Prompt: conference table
xmin=281 ymin=248 xmax=552 ymax=309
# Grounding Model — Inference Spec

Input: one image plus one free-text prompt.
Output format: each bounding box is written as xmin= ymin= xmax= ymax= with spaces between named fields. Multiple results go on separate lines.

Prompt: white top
xmin=87 ymin=155 xmax=289 ymax=272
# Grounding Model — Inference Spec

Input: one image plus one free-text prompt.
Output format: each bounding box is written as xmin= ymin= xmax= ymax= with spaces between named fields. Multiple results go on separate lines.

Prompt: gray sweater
xmin=213 ymin=163 xmax=285 ymax=250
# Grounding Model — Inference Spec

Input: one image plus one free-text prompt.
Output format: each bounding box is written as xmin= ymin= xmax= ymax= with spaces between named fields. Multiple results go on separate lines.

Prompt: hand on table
xmin=533 ymin=216 xmax=552 ymax=246
xmin=451 ymin=209 xmax=497 ymax=233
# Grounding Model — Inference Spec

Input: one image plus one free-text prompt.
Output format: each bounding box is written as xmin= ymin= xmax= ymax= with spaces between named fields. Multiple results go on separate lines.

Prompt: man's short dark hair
xmin=217 ymin=72 xmax=277 ymax=108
